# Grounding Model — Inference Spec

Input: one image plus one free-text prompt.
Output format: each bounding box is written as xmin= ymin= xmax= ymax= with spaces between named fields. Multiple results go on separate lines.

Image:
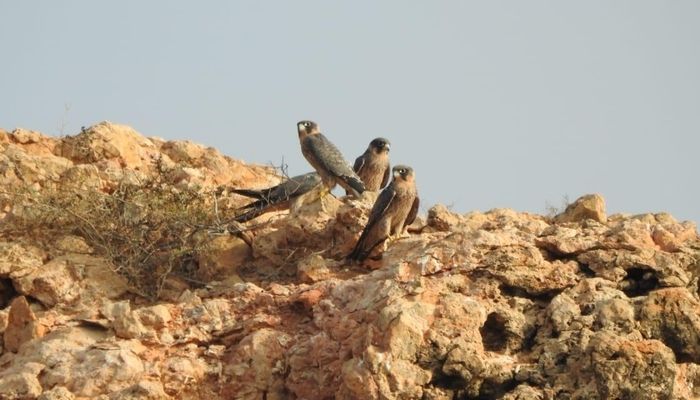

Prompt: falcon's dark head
xmin=369 ymin=137 xmax=391 ymax=154
xmin=297 ymin=120 xmax=320 ymax=138
xmin=392 ymin=165 xmax=414 ymax=183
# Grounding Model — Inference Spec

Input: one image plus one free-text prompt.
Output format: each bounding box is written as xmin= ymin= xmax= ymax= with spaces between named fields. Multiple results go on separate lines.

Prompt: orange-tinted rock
xmin=0 ymin=124 xmax=697 ymax=399
xmin=4 ymin=296 xmax=46 ymax=352
xmin=555 ymin=193 xmax=607 ymax=224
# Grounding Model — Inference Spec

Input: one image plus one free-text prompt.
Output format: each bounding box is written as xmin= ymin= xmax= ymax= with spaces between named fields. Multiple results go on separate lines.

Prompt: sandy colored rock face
xmin=0 ymin=243 xmax=45 ymax=279
xmin=555 ymin=193 xmax=607 ymax=223
xmin=0 ymin=372 xmax=44 ymax=399
xmin=195 ymin=235 xmax=251 ymax=281
xmin=639 ymin=288 xmax=700 ymax=363
xmin=4 ymin=296 xmax=45 ymax=352
xmin=0 ymin=126 xmax=699 ymax=399
xmin=38 ymin=386 xmax=75 ymax=400
xmin=108 ymin=380 xmax=168 ymax=400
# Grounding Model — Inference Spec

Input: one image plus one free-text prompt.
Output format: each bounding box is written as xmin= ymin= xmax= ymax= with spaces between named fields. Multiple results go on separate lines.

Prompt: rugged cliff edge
xmin=0 ymin=123 xmax=698 ymax=400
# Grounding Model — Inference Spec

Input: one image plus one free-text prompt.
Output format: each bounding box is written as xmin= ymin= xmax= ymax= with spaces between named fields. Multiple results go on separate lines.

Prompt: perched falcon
xmin=297 ymin=120 xmax=365 ymax=197
xmin=230 ymin=172 xmax=322 ymax=223
xmin=348 ymin=165 xmax=419 ymax=262
xmin=352 ymin=137 xmax=391 ymax=192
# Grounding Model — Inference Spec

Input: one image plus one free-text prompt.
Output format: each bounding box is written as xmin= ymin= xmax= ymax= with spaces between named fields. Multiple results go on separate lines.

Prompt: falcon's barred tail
xmin=347 ymin=245 xmax=367 ymax=262
xmin=347 ymin=236 xmax=385 ymax=262
xmin=232 ymin=202 xmax=266 ymax=223
xmin=347 ymin=247 xmax=363 ymax=262
xmin=230 ymin=188 xmax=266 ymax=200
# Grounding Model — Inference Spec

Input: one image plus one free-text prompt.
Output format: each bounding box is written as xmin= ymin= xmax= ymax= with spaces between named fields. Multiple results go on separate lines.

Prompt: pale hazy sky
xmin=2 ymin=1 xmax=699 ymax=223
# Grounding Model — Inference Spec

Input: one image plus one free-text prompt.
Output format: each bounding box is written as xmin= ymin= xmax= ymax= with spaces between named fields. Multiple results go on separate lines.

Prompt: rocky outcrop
xmin=0 ymin=124 xmax=698 ymax=399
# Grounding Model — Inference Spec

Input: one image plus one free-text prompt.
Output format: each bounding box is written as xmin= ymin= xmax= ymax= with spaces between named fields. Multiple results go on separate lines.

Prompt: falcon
xmin=230 ymin=172 xmax=322 ymax=223
xmin=348 ymin=165 xmax=419 ymax=262
xmin=352 ymin=137 xmax=391 ymax=192
xmin=297 ymin=120 xmax=365 ymax=197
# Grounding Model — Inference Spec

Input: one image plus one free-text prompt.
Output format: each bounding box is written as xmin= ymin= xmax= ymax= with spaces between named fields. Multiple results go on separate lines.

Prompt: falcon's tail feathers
xmin=230 ymin=188 xmax=265 ymax=199
xmin=347 ymin=245 xmax=366 ymax=262
xmin=343 ymin=176 xmax=366 ymax=197
xmin=233 ymin=206 xmax=265 ymax=223
xmin=347 ymin=236 xmax=385 ymax=262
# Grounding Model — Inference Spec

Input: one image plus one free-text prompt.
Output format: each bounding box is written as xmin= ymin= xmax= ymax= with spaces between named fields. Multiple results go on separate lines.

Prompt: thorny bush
xmin=1 ymin=165 xmax=237 ymax=300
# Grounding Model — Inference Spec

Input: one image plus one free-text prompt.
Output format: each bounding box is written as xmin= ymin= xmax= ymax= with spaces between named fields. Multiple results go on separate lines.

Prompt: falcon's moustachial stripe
xmin=297 ymin=120 xmax=365 ymax=197
xmin=352 ymin=137 xmax=391 ymax=192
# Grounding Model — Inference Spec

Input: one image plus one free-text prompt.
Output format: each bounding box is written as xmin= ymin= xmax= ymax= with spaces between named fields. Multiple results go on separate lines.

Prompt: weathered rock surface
xmin=4 ymin=296 xmax=46 ymax=352
xmin=0 ymin=124 xmax=698 ymax=399
xmin=554 ymin=193 xmax=607 ymax=224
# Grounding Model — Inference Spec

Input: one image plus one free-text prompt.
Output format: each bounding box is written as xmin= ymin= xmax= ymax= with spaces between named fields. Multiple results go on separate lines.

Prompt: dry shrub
xmin=545 ymin=194 xmax=571 ymax=220
xmin=1 ymin=166 xmax=233 ymax=300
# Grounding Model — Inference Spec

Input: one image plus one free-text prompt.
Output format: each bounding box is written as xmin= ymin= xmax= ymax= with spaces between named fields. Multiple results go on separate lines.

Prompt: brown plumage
xmin=297 ymin=120 xmax=365 ymax=197
xmin=230 ymin=172 xmax=322 ymax=223
xmin=348 ymin=165 xmax=419 ymax=262
xmin=352 ymin=137 xmax=391 ymax=192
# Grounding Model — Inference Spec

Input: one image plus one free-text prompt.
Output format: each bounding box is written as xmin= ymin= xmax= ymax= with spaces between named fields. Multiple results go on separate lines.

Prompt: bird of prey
xmin=348 ymin=165 xmax=419 ymax=262
xmin=297 ymin=120 xmax=365 ymax=197
xmin=352 ymin=137 xmax=391 ymax=192
xmin=230 ymin=172 xmax=322 ymax=223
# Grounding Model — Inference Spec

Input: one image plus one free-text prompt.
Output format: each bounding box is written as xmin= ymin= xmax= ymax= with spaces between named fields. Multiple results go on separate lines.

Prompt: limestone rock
xmin=59 ymin=164 xmax=103 ymax=190
xmin=222 ymin=328 xmax=291 ymax=398
xmin=38 ymin=386 xmax=75 ymax=400
xmin=102 ymin=301 xmax=149 ymax=339
xmin=0 ymin=123 xmax=698 ymax=399
xmin=161 ymin=355 xmax=207 ymax=395
xmin=251 ymin=193 xmax=346 ymax=266
xmin=15 ymin=255 xmax=128 ymax=308
xmin=57 ymin=122 xmax=161 ymax=169
xmin=297 ymin=255 xmax=333 ymax=283
xmin=555 ymin=193 xmax=607 ymax=224
xmin=427 ymin=204 xmax=473 ymax=231
xmin=11 ymin=128 xmax=43 ymax=145
xmin=68 ymin=341 xmax=146 ymax=396
xmin=0 ymin=242 xmax=45 ymax=279
xmin=484 ymin=246 xmax=580 ymax=295
xmin=136 ymin=305 xmax=172 ymax=329
xmin=4 ymin=296 xmax=46 ymax=352
xmin=1 ymin=143 xmax=73 ymax=187
xmin=585 ymin=333 xmax=676 ymax=400
xmin=500 ymin=384 xmax=546 ymax=400
xmin=639 ymin=288 xmax=700 ymax=363
xmin=160 ymin=139 xmax=276 ymax=187
xmin=578 ymin=248 xmax=694 ymax=292
xmin=0 ymin=372 xmax=43 ymax=400
xmin=108 ymin=381 xmax=168 ymax=400
xmin=651 ymin=220 xmax=698 ymax=252
xmin=535 ymin=223 xmax=605 ymax=255
xmin=15 ymin=258 xmax=80 ymax=307
xmin=195 ymin=235 xmax=250 ymax=281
